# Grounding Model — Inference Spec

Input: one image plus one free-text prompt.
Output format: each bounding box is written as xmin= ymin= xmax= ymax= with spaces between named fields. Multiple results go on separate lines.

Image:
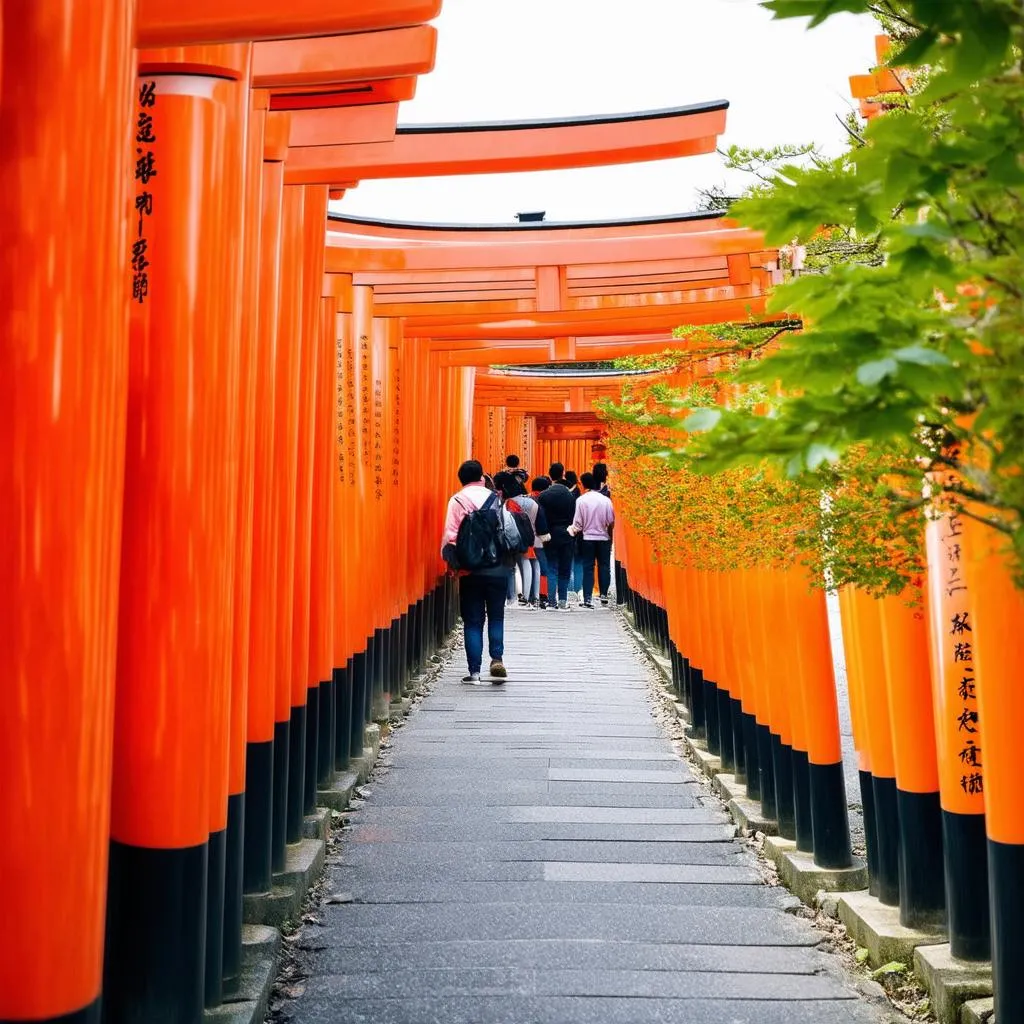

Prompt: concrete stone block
xmin=914 ymin=943 xmax=993 ymax=1024
xmin=683 ymin=734 xmax=721 ymax=779
xmin=242 ymin=840 xmax=325 ymax=929
xmin=302 ymin=807 xmax=331 ymax=842
xmin=317 ymin=767 xmax=360 ymax=812
xmin=275 ymin=838 xmax=325 ymax=896
xmin=711 ymin=772 xmax=776 ymax=834
xmin=837 ymin=889 xmax=946 ymax=968
xmin=762 ymin=835 xmax=868 ymax=907
xmin=242 ymin=885 xmax=299 ymax=929
xmin=206 ymin=926 xmax=280 ymax=1024
xmin=960 ymin=996 xmax=994 ymax=1024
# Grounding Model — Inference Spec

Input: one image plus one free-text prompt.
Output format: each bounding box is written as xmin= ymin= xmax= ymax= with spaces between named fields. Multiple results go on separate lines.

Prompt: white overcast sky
xmin=329 ymin=0 xmax=879 ymax=224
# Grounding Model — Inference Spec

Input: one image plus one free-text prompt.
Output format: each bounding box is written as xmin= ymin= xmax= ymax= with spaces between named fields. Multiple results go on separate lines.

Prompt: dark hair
xmin=580 ymin=472 xmax=597 ymax=491
xmin=593 ymin=462 xmax=608 ymax=483
xmin=564 ymin=470 xmax=578 ymax=488
xmin=549 ymin=462 xmax=564 ymax=481
xmin=531 ymin=476 xmax=550 ymax=492
xmin=458 ymin=460 xmax=484 ymax=486
xmin=493 ymin=470 xmax=526 ymax=500
xmin=505 ymin=454 xmax=520 ymax=468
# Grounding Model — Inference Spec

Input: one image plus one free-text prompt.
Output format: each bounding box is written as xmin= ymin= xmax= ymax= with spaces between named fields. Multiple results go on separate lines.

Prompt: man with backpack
xmin=440 ymin=459 xmax=511 ymax=683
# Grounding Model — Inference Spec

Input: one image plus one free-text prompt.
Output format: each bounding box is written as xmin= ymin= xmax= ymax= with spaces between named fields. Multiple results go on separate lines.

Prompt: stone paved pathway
xmin=287 ymin=605 xmax=890 ymax=1024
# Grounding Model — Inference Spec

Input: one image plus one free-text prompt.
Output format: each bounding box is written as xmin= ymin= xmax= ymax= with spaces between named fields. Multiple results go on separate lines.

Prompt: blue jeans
xmin=544 ymin=541 xmax=574 ymax=604
xmin=459 ymin=573 xmax=506 ymax=674
xmin=570 ymin=555 xmax=584 ymax=593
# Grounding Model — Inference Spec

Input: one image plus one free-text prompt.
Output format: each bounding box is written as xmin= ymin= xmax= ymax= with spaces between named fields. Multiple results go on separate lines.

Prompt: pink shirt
xmin=440 ymin=484 xmax=493 ymax=556
xmin=572 ymin=489 xmax=615 ymax=540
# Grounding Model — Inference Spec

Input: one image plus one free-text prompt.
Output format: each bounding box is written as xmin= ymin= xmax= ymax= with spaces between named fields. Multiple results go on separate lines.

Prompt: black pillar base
xmin=717 ymin=688 xmax=734 ymax=774
xmin=271 ymin=720 xmax=289 ymax=873
xmin=896 ymin=788 xmax=945 ymax=929
xmin=791 ymin=749 xmax=814 ymax=854
xmin=704 ymin=678 xmax=720 ymax=757
xmin=286 ymin=705 xmax=306 ymax=844
xmin=808 ymin=760 xmax=852 ymax=870
xmin=313 ymin=679 xmax=331 ymax=792
xmin=742 ymin=712 xmax=760 ymax=801
xmin=334 ymin=664 xmax=352 ymax=770
xmin=305 ymin=686 xmax=321 ymax=812
xmin=757 ymin=723 xmax=777 ymax=821
xmin=989 ymin=837 xmax=1024 ymax=1023
xmin=859 ymin=770 xmax=880 ymax=897
xmin=104 ymin=840 xmax=207 ymax=1024
xmin=771 ymin=735 xmax=796 ymax=841
xmin=222 ymin=792 xmax=244 ymax=990
xmin=350 ymin=650 xmax=368 ymax=758
xmin=730 ymin=697 xmax=746 ymax=783
xmin=242 ymin=740 xmax=272 ymax=893
xmin=689 ymin=665 xmax=705 ymax=738
xmin=942 ymin=810 xmax=990 ymax=961
xmin=204 ymin=827 xmax=226 ymax=1008
xmin=872 ymin=775 xmax=900 ymax=906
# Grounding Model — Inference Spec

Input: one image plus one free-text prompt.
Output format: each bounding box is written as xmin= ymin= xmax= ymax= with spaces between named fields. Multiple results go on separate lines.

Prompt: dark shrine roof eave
xmin=327 ymin=210 xmax=726 ymax=233
xmin=394 ymin=100 xmax=730 ymax=134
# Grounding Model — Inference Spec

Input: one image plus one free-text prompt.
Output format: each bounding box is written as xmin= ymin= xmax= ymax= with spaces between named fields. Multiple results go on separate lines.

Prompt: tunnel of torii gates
xmin=2 ymin=4 xmax=1023 ymax=1023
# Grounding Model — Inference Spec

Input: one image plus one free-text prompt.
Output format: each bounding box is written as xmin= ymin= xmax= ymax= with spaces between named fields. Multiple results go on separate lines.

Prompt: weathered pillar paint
xmin=0 ymin=3 xmax=136 ymax=1020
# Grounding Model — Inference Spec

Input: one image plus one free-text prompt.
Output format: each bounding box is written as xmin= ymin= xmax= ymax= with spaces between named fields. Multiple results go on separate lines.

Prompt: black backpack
xmin=453 ymin=492 xmax=503 ymax=571
xmin=506 ymin=499 xmax=536 ymax=552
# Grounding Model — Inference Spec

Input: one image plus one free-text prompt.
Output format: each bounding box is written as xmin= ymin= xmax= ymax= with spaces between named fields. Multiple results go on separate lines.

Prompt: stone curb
xmin=914 ymin=944 xmax=994 ymax=1024
xmin=206 ymin=926 xmax=280 ymax=1024
xmin=215 ymin=721 xmax=383 ymax=1024
xmin=762 ymin=836 xmax=868 ymax=908
xmin=836 ymin=889 xmax=946 ymax=969
xmin=961 ymin=996 xmax=995 ymax=1024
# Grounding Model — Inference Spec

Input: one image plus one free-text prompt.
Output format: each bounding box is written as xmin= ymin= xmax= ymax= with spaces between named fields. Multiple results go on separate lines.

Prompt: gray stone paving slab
xmin=541 ymin=861 xmax=759 ymax=884
xmin=330 ymin=880 xmax=785 ymax=908
xmin=317 ymin=902 xmax=823 ymax=945
xmin=292 ymin=996 xmax=882 ymax=1024
xmin=283 ymin=609 xmax=885 ymax=1024
xmin=300 ymin=938 xmax=823 ymax=975
xmin=303 ymin=967 xmax=853 ymax=1001
xmin=504 ymin=805 xmax=720 ymax=824
xmin=337 ymin=839 xmax=753 ymax=867
xmin=344 ymin=819 xmax=738 ymax=842
xmin=546 ymin=767 xmax=688 ymax=783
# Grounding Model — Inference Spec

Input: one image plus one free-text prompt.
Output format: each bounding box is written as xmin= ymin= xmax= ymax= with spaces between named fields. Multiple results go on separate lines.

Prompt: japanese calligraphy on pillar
xmin=486 ymin=407 xmax=494 ymax=471
xmin=344 ymin=336 xmax=357 ymax=488
xmin=131 ymin=80 xmax=158 ymax=303
xmin=359 ymin=334 xmax=371 ymax=472
xmin=373 ymin=353 xmax=384 ymax=502
xmin=336 ymin=335 xmax=346 ymax=485
xmin=942 ymin=510 xmax=983 ymax=796
xmin=390 ymin=351 xmax=401 ymax=489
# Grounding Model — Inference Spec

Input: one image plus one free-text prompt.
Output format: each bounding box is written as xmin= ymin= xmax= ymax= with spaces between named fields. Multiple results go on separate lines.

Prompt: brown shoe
xmin=489 ymin=660 xmax=507 ymax=683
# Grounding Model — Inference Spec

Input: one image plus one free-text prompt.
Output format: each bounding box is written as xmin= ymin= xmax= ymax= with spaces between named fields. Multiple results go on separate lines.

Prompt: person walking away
xmin=536 ymin=462 xmax=576 ymax=609
xmin=494 ymin=470 xmax=527 ymax=606
xmin=531 ymin=477 xmax=552 ymax=608
xmin=593 ymin=462 xmax=612 ymax=498
xmin=563 ymin=471 xmax=585 ymax=602
xmin=569 ymin=472 xmax=615 ymax=608
xmin=505 ymin=478 xmax=549 ymax=609
xmin=441 ymin=459 xmax=509 ymax=683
